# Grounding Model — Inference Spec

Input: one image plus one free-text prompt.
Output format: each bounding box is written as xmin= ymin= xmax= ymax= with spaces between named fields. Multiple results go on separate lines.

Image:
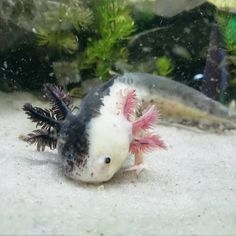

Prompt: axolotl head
xmin=58 ymin=112 xmax=132 ymax=183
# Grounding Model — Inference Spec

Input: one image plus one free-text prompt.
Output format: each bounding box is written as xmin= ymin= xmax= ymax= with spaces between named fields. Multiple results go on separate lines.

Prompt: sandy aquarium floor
xmin=0 ymin=91 xmax=236 ymax=235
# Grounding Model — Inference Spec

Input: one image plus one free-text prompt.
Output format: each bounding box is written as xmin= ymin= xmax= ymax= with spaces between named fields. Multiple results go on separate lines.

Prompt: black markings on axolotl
xmin=22 ymin=77 xmax=116 ymax=175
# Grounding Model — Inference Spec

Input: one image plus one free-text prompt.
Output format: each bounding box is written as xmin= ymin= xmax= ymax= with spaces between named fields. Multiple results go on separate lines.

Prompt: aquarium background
xmin=1 ymin=1 xmax=236 ymax=235
xmin=0 ymin=0 xmax=236 ymax=104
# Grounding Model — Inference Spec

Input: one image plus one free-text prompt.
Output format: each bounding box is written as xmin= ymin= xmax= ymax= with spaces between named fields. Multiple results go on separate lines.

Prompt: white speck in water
xmin=210 ymin=77 xmax=218 ymax=82
xmin=32 ymin=28 xmax=37 ymax=33
xmin=3 ymin=61 xmax=7 ymax=68
xmin=184 ymin=27 xmax=191 ymax=34
xmin=193 ymin=74 xmax=204 ymax=81
xmin=142 ymin=47 xmax=152 ymax=53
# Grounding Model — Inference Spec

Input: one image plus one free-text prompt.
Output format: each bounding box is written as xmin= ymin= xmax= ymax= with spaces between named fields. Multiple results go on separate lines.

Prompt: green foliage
xmin=35 ymin=0 xmax=93 ymax=55
xmin=94 ymin=0 xmax=135 ymax=39
xmin=155 ymin=56 xmax=174 ymax=77
xmin=224 ymin=16 xmax=236 ymax=52
xmin=37 ymin=28 xmax=78 ymax=54
xmin=130 ymin=8 xmax=156 ymax=32
xmin=215 ymin=11 xmax=236 ymax=101
xmin=216 ymin=12 xmax=236 ymax=52
xmin=35 ymin=0 xmax=135 ymax=82
xmin=39 ymin=1 xmax=93 ymax=31
xmin=82 ymin=0 xmax=135 ymax=79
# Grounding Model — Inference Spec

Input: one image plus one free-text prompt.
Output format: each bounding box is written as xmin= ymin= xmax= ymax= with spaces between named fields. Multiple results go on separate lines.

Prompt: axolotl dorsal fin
xmin=22 ymin=84 xmax=73 ymax=151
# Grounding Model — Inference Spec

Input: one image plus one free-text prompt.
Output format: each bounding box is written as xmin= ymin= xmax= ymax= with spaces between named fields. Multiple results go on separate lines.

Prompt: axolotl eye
xmin=104 ymin=156 xmax=111 ymax=164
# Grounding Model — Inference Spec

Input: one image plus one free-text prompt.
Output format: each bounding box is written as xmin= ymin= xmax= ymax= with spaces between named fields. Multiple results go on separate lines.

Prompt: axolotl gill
xmin=22 ymin=75 xmax=166 ymax=183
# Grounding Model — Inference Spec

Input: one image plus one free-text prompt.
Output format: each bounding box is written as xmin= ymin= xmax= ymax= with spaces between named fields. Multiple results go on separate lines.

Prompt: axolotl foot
xmin=123 ymin=163 xmax=146 ymax=175
xmin=123 ymin=153 xmax=146 ymax=175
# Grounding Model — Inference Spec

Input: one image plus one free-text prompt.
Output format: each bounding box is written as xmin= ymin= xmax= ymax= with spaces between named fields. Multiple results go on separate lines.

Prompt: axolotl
xmin=23 ymin=75 xmax=166 ymax=183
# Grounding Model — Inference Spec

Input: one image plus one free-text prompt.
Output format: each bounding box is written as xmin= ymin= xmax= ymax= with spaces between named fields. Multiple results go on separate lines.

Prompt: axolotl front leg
xmin=124 ymin=153 xmax=145 ymax=175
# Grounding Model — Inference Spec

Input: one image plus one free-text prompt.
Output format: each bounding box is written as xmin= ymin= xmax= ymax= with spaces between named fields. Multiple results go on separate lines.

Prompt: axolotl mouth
xmin=67 ymin=166 xmax=115 ymax=183
xmin=60 ymin=150 xmax=128 ymax=184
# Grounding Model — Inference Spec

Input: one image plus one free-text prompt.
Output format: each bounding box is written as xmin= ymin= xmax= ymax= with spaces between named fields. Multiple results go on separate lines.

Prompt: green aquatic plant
xmin=39 ymin=1 xmax=93 ymax=31
xmin=34 ymin=0 xmax=94 ymax=58
xmin=36 ymin=1 xmax=93 ymax=54
xmin=130 ymin=7 xmax=157 ymax=32
xmin=155 ymin=56 xmax=174 ymax=77
xmin=224 ymin=16 xmax=236 ymax=52
xmin=216 ymin=11 xmax=236 ymax=50
xmin=215 ymin=11 xmax=236 ymax=101
xmin=35 ymin=0 xmax=135 ymax=83
xmin=82 ymin=0 xmax=135 ymax=79
xmin=224 ymin=16 xmax=236 ymax=99
xmin=37 ymin=28 xmax=78 ymax=54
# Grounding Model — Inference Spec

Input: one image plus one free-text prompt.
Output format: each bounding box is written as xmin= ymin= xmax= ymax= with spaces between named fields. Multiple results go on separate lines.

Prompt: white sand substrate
xmin=0 ymin=91 xmax=235 ymax=235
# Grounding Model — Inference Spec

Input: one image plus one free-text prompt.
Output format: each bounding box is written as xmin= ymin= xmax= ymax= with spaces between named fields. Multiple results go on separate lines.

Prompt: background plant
xmin=216 ymin=11 xmax=236 ymax=101
xmin=36 ymin=1 xmax=93 ymax=55
xmin=155 ymin=56 xmax=174 ymax=77
xmin=81 ymin=0 xmax=135 ymax=78
xmin=35 ymin=0 xmax=135 ymax=82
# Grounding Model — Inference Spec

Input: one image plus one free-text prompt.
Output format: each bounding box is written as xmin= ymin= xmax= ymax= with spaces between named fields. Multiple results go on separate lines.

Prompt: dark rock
xmin=0 ymin=44 xmax=55 ymax=91
xmin=130 ymin=0 xmax=206 ymax=18
xmin=0 ymin=0 xmax=59 ymax=91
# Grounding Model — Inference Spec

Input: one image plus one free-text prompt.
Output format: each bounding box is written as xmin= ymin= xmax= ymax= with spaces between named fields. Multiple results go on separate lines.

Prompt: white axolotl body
xmin=23 ymin=75 xmax=166 ymax=183
xmin=71 ymin=81 xmax=133 ymax=182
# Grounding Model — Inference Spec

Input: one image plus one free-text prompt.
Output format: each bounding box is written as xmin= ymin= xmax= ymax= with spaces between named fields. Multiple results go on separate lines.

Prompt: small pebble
xmin=97 ymin=185 xmax=105 ymax=191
